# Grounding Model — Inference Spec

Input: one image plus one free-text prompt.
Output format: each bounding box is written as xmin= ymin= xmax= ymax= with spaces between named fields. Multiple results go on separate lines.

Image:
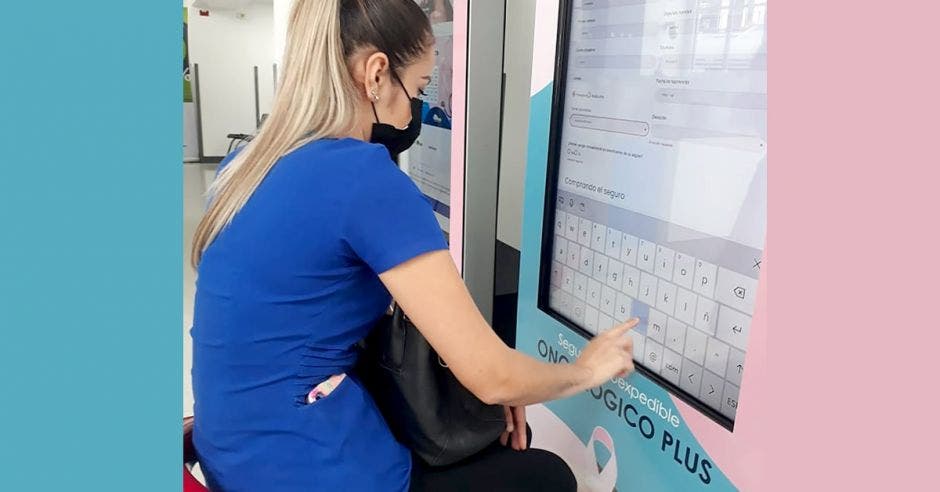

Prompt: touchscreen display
xmin=541 ymin=0 xmax=767 ymax=428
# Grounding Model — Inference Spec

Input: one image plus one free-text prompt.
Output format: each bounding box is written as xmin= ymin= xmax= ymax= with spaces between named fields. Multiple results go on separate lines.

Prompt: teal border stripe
xmin=0 ymin=3 xmax=182 ymax=491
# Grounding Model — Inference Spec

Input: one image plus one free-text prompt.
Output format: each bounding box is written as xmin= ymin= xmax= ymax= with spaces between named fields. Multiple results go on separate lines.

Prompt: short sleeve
xmin=342 ymin=149 xmax=448 ymax=274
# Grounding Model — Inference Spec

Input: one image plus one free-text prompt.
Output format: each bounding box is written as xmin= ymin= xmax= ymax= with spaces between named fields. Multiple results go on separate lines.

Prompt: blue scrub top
xmin=191 ymin=138 xmax=448 ymax=491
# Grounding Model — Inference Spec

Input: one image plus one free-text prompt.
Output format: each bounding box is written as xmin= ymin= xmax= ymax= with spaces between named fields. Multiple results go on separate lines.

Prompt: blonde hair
xmin=190 ymin=0 xmax=432 ymax=269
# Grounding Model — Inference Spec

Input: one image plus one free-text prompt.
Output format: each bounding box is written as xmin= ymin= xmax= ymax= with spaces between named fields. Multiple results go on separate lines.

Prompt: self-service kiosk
xmin=517 ymin=0 xmax=767 ymax=489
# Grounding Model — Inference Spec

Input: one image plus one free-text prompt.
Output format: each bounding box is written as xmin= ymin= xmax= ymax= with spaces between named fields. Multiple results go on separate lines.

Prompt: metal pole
xmin=253 ymin=65 xmax=261 ymax=128
xmin=273 ymin=63 xmax=278 ymax=96
xmin=193 ymin=63 xmax=205 ymax=162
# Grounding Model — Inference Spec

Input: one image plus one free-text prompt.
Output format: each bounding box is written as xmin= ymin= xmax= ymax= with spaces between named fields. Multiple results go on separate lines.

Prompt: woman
xmin=190 ymin=1 xmax=638 ymax=491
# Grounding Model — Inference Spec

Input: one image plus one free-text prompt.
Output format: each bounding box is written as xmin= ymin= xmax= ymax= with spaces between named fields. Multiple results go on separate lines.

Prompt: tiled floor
xmin=183 ymin=163 xmax=217 ymax=416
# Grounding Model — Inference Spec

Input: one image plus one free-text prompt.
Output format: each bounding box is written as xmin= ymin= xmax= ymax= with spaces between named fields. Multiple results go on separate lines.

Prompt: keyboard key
xmin=655 ymin=245 xmax=676 ymax=280
xmin=693 ymin=259 xmax=718 ymax=298
xmin=648 ymin=309 xmax=667 ymax=344
xmin=548 ymin=288 xmax=564 ymax=314
xmin=550 ymin=262 xmax=564 ymax=288
xmin=561 ymin=292 xmax=574 ymax=318
xmin=586 ymin=278 xmax=602 ymax=308
xmin=680 ymin=361 xmax=703 ymax=396
xmin=622 ymin=264 xmax=640 ymax=298
xmin=644 ymin=340 xmax=664 ymax=372
xmin=675 ymin=288 xmax=698 ymax=325
xmin=694 ymin=297 xmax=718 ymax=335
xmin=665 ymin=318 xmax=687 ymax=353
xmin=579 ymin=246 xmax=594 ymax=275
xmin=557 ymin=290 xmax=573 ymax=317
xmin=683 ymin=326 xmax=708 ymax=366
xmin=554 ymin=236 xmax=567 ymax=264
xmin=554 ymin=211 xmax=565 ymax=236
xmin=726 ymin=347 xmax=746 ymax=386
xmin=716 ymin=267 xmax=759 ymax=315
xmin=578 ymin=218 xmax=592 ymax=247
xmin=638 ymin=271 xmax=658 ymax=306
xmin=621 ymin=233 xmax=639 ymax=266
xmin=637 ymin=239 xmax=656 ymax=273
xmin=656 ymin=281 xmax=678 ymax=316
xmin=575 ymin=198 xmax=587 ymax=214
xmin=600 ymin=285 xmax=617 ymax=317
xmin=571 ymin=299 xmax=586 ymax=324
xmin=584 ymin=306 xmax=599 ymax=335
xmin=562 ymin=266 xmax=575 ymax=294
xmin=661 ymin=349 xmax=683 ymax=385
xmin=673 ymin=252 xmax=696 ymax=290
xmin=605 ymin=227 xmax=622 ymax=258
xmin=566 ymin=242 xmax=580 ymax=269
xmin=565 ymin=213 xmax=579 ymax=242
xmin=720 ymin=382 xmax=740 ymax=420
xmin=598 ymin=313 xmax=615 ymax=332
xmin=631 ymin=332 xmax=646 ymax=362
xmin=716 ymin=305 xmax=751 ymax=351
xmin=700 ymin=370 xmax=724 ymax=409
xmin=593 ymin=251 xmax=608 ymax=283
xmin=573 ymin=272 xmax=588 ymax=301
xmin=592 ymin=223 xmax=607 ymax=252
xmin=614 ymin=292 xmax=632 ymax=322
xmin=606 ymin=258 xmax=623 ymax=291
xmin=705 ymin=337 xmax=731 ymax=377
xmin=630 ymin=301 xmax=649 ymax=336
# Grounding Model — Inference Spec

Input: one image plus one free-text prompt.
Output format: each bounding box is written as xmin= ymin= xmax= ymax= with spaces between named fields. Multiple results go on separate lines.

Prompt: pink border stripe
xmin=448 ymin=0 xmax=468 ymax=273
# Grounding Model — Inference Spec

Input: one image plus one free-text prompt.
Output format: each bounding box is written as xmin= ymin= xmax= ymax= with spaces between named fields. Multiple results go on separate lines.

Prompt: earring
xmin=370 ymin=89 xmax=379 ymax=102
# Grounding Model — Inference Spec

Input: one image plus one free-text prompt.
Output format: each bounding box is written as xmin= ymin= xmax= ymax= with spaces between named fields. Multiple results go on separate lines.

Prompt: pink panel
xmin=448 ymin=0 xmax=468 ymax=273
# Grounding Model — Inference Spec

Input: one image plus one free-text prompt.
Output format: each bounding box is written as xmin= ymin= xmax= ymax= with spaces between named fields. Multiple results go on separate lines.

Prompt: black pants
xmin=409 ymin=425 xmax=576 ymax=492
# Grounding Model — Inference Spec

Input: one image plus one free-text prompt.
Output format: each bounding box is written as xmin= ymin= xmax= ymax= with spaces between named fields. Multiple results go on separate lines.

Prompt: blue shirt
xmin=192 ymin=138 xmax=448 ymax=491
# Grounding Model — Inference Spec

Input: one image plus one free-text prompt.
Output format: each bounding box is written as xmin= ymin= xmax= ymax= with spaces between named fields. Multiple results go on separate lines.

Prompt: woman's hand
xmin=499 ymin=405 xmax=528 ymax=451
xmin=574 ymin=320 xmax=639 ymax=389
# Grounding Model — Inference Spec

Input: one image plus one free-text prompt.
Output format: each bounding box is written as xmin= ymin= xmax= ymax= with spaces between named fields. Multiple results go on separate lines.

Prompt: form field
xmin=651 ymin=125 xmax=766 ymax=153
xmin=656 ymin=89 xmax=766 ymax=110
xmin=660 ymin=53 xmax=767 ymax=71
xmin=576 ymin=0 xmax=655 ymax=9
xmin=570 ymin=114 xmax=650 ymax=137
xmin=574 ymin=55 xmax=658 ymax=70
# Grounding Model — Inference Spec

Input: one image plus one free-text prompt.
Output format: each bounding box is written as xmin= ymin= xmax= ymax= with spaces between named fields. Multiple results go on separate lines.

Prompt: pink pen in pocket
xmin=306 ymin=373 xmax=347 ymax=404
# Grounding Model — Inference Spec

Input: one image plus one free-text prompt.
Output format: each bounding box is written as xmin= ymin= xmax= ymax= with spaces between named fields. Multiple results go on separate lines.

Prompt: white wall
xmin=188 ymin=3 xmax=275 ymax=157
xmin=273 ymin=0 xmax=291 ymax=68
xmin=497 ymin=0 xmax=537 ymax=250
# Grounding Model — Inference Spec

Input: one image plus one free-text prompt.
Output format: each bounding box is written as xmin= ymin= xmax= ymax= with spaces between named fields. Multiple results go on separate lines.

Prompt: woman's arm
xmin=379 ymin=250 xmax=637 ymax=407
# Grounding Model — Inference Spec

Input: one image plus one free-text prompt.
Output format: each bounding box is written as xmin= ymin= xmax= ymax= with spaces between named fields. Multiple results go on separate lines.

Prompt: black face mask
xmin=370 ymin=76 xmax=423 ymax=158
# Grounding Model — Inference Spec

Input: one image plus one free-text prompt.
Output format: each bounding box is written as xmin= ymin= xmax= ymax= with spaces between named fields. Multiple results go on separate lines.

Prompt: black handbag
xmin=357 ymin=304 xmax=506 ymax=467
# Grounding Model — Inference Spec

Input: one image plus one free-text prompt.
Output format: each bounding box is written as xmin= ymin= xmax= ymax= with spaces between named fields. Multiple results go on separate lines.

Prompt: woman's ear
xmin=364 ymin=52 xmax=391 ymax=102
